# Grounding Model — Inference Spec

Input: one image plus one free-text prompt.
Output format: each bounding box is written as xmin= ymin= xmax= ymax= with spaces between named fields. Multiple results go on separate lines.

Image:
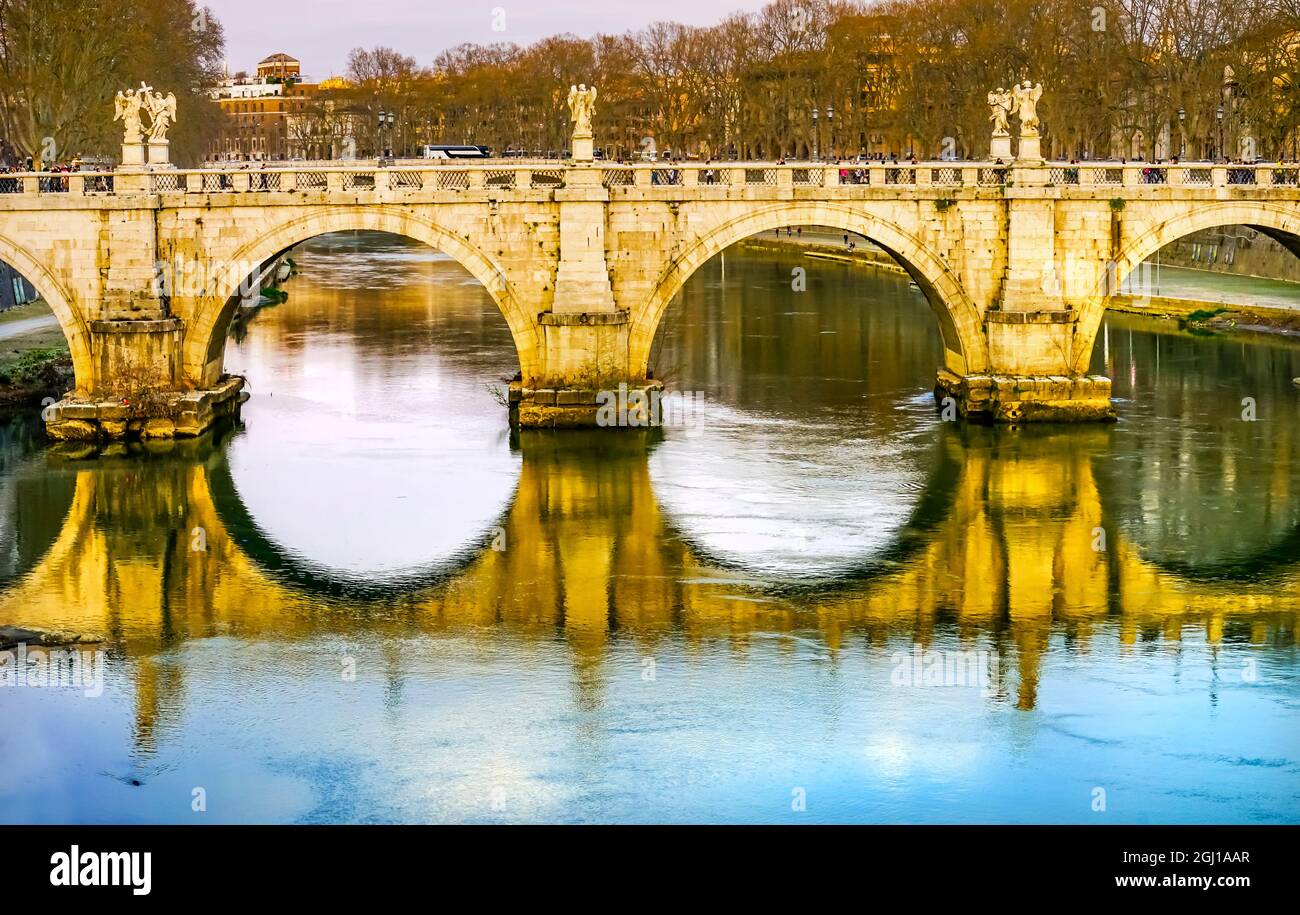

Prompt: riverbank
xmin=745 ymin=229 xmax=1300 ymax=342
xmin=739 ymin=230 xmax=910 ymax=276
xmin=0 ymin=302 xmax=72 ymax=408
xmin=1108 ymin=292 xmax=1300 ymax=337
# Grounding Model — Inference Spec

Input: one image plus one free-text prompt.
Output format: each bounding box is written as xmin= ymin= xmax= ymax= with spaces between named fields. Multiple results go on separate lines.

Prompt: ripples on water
xmin=1 ymin=230 xmax=1298 ymax=824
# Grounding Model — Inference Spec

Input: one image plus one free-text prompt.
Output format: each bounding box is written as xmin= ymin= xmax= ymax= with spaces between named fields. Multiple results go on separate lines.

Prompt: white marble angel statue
xmin=567 ymin=84 xmax=597 ymax=136
xmin=988 ymin=88 xmax=1012 ymax=137
xmin=146 ymin=91 xmax=178 ymax=142
xmin=114 ymin=89 xmax=145 ymax=145
xmin=1012 ymin=81 xmax=1043 ymax=135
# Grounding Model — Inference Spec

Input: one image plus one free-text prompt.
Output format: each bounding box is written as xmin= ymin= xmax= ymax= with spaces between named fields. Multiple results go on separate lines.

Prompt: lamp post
xmin=1216 ymin=104 xmax=1224 ymax=161
xmin=826 ymin=105 xmax=835 ymax=160
xmin=811 ymin=107 xmax=820 ymax=162
xmin=378 ymin=110 xmax=395 ymax=158
xmin=1177 ymin=107 xmax=1185 ymax=159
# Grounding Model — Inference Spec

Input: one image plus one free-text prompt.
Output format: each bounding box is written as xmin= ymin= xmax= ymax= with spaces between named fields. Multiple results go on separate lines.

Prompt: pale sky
xmin=208 ymin=0 xmax=769 ymax=79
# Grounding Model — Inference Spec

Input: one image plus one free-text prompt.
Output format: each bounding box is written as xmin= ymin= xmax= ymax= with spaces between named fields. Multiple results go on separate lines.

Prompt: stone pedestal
xmin=147 ymin=140 xmax=171 ymax=166
xmin=936 ymin=370 xmax=1115 ymax=423
xmin=572 ymin=132 xmax=594 ymax=163
xmin=990 ymin=134 xmax=1012 ymax=161
xmin=120 ymin=143 xmax=146 ymax=168
xmin=1016 ymin=134 xmax=1043 ymax=163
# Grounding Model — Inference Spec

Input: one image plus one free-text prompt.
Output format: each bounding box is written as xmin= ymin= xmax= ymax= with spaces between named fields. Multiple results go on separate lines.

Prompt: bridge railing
xmin=130 ymin=164 xmax=577 ymax=195
xmin=4 ymin=161 xmax=1300 ymax=199
xmin=0 ymin=172 xmax=116 ymax=196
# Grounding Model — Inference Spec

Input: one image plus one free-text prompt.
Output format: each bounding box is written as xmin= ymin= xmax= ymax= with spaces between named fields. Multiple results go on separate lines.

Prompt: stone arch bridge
xmin=4 ymin=158 xmax=1299 ymax=438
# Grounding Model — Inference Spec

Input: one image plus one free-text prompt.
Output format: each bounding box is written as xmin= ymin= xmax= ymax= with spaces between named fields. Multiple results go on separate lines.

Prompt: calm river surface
xmin=2 ymin=231 xmax=1298 ymax=824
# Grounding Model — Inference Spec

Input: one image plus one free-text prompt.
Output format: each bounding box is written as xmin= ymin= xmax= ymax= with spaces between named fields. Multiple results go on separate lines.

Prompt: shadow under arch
xmin=0 ymin=417 xmax=79 ymax=591
xmin=646 ymin=422 xmax=968 ymax=597
xmin=184 ymin=205 xmax=539 ymax=386
xmin=630 ymin=202 xmax=989 ymax=379
xmin=1091 ymin=450 xmax=1300 ymax=584
xmin=1079 ymin=200 xmax=1300 ymax=360
xmin=0 ymin=232 xmax=93 ymax=393
xmin=202 ymin=425 xmax=523 ymax=601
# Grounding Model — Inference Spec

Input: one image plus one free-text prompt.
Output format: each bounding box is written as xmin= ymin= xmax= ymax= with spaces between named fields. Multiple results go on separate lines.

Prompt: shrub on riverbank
xmin=0 ymin=346 xmax=73 ymax=406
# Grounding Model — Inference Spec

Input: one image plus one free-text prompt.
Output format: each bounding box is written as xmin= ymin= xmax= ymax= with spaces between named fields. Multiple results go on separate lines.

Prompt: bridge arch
xmin=1080 ymin=200 xmax=1300 ymax=354
xmin=0 ymin=232 xmax=93 ymax=392
xmin=629 ymin=202 xmax=988 ymax=377
xmin=184 ymin=205 xmax=540 ymax=385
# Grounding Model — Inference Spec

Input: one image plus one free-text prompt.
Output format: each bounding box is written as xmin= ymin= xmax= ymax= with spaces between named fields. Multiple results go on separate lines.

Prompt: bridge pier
xmin=935 ymin=371 xmax=1114 ymax=423
xmin=936 ymin=310 xmax=1114 ymax=423
xmin=43 ymin=316 xmax=244 ymax=443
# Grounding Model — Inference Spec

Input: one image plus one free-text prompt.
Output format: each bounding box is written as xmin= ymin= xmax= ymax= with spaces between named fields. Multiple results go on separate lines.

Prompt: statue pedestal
xmin=572 ymin=133 xmax=594 ymax=163
xmin=990 ymin=135 xmax=1012 ymax=161
xmin=1016 ymin=134 xmax=1043 ymax=163
xmin=147 ymin=140 xmax=171 ymax=166
xmin=120 ymin=143 xmax=146 ymax=168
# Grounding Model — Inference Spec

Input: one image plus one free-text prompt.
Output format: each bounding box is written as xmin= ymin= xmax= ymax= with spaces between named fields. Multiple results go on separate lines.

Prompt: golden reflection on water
xmin=3 ymin=421 xmax=1297 ymax=748
xmin=4 ymin=233 xmax=1300 ymax=796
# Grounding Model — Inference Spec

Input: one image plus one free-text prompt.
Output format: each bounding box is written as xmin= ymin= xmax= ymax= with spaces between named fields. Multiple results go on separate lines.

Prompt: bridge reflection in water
xmin=4 ymin=235 xmax=1299 ymax=824
xmin=2 ymin=420 xmax=1297 ymax=753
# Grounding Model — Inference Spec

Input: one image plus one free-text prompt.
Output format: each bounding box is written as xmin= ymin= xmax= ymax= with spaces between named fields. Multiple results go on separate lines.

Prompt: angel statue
xmin=1012 ymin=80 xmax=1043 ymax=135
xmin=145 ymin=90 xmax=178 ymax=142
xmin=114 ymin=89 xmax=145 ymax=145
xmin=987 ymin=88 xmax=1012 ymax=137
xmin=567 ymin=84 xmax=597 ymax=136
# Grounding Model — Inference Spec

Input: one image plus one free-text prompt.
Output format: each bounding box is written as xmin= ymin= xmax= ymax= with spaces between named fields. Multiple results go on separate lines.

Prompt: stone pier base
xmin=935 ymin=370 xmax=1115 ymax=423
xmin=43 ymin=376 xmax=247 ymax=442
xmin=510 ymin=379 xmax=665 ymax=428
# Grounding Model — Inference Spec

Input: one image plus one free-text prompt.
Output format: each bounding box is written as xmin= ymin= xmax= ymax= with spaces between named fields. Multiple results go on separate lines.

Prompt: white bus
xmin=421 ymin=145 xmax=491 ymax=160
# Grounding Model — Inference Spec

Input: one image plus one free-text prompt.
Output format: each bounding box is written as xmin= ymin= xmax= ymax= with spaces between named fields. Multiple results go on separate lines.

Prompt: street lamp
xmin=827 ymin=105 xmax=835 ymax=159
xmin=811 ymin=107 xmax=820 ymax=162
xmin=378 ymin=110 xmax=395 ymax=158
xmin=1177 ymin=107 xmax=1185 ymax=159
xmin=1216 ymin=105 xmax=1224 ymax=161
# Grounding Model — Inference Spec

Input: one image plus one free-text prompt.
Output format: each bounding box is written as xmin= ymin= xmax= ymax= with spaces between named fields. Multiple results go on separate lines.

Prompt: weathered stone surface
xmin=141 ymin=418 xmax=177 ymax=439
xmin=517 ymin=402 xmax=601 ymax=428
xmin=556 ymin=389 xmax=595 ymax=406
xmin=935 ymin=369 xmax=1115 ymax=423
xmin=42 ymin=376 xmax=244 ymax=441
xmin=45 ymin=419 xmax=98 ymax=441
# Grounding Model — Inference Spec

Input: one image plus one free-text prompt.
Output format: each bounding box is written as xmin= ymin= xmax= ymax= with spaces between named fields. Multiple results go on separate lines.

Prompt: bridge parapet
xmin=4 ymin=161 xmax=1300 ymax=207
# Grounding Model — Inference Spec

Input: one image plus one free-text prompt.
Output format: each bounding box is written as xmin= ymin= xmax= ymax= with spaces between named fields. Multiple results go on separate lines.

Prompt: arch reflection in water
xmin=2 ymin=424 xmax=1299 ymax=822
xmin=647 ymin=234 xmax=952 ymax=582
xmin=222 ymin=232 xmax=522 ymax=592
xmin=1093 ymin=312 xmax=1300 ymax=579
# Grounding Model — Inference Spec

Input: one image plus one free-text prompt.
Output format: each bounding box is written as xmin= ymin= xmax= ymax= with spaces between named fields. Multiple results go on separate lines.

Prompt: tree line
xmin=313 ymin=0 xmax=1300 ymax=162
xmin=0 ymin=0 xmax=224 ymax=168
xmin=4 ymin=0 xmax=1300 ymax=167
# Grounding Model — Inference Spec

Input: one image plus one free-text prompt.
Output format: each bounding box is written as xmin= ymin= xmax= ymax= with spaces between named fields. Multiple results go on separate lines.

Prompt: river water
xmin=1 ymin=231 xmax=1298 ymax=824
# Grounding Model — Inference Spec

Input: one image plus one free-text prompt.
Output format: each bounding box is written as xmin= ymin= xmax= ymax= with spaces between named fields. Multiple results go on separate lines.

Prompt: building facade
xmin=209 ymin=53 xmax=322 ymax=161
